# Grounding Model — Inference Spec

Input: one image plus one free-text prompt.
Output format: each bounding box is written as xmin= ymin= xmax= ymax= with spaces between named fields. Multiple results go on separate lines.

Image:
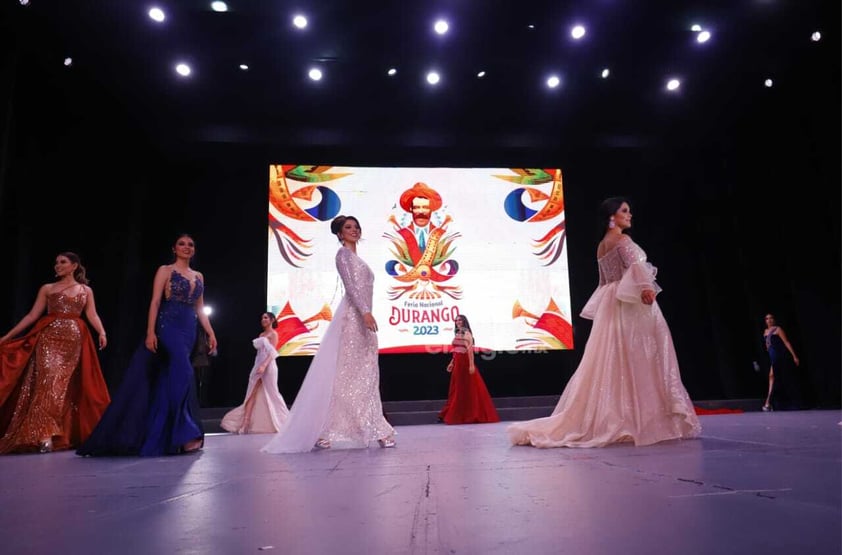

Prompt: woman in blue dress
xmin=77 ymin=234 xmax=217 ymax=456
xmin=762 ymin=313 xmax=801 ymax=411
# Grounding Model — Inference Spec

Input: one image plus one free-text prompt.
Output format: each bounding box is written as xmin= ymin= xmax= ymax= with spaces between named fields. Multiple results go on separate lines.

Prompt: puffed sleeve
xmin=615 ymin=239 xmax=662 ymax=304
xmin=335 ymin=248 xmax=372 ymax=314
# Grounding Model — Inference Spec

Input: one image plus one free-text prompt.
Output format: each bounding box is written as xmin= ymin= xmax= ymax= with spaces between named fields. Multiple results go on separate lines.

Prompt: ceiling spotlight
xmin=546 ymin=75 xmax=560 ymax=88
xmin=149 ymin=7 xmax=165 ymax=22
xmin=426 ymin=71 xmax=441 ymax=85
xmin=387 ymin=68 xmax=397 ymax=76
xmin=696 ymin=30 xmax=711 ymax=43
xmin=764 ymin=78 xmax=773 ymax=88
xmin=601 ymin=68 xmax=610 ymax=78
xmin=570 ymin=25 xmax=586 ymax=39
xmin=175 ymin=63 xmax=191 ymax=77
xmin=239 ymin=64 xmax=249 ymax=71
xmin=63 ymin=57 xmax=73 ymax=67
xmin=527 ymin=24 xmax=535 ymax=30
xmin=210 ymin=1 xmax=228 ymax=12
xmin=19 ymin=0 xmax=30 ymax=5
xmin=203 ymin=305 xmax=213 ymax=316
xmin=690 ymin=24 xmax=702 ymax=32
xmin=477 ymin=71 xmax=486 ymax=78
xmin=434 ymin=20 xmax=449 ymax=35
xmin=293 ymin=14 xmax=308 ymax=29
xmin=666 ymin=78 xmax=681 ymax=91
xmin=810 ymin=31 xmax=821 ymax=42
xmin=308 ymin=68 xmax=323 ymax=81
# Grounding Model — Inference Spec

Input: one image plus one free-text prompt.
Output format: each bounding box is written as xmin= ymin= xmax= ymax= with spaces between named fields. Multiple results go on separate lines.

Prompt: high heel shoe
xmin=761 ymin=404 xmax=773 ymax=412
xmin=38 ymin=438 xmax=53 ymax=453
xmin=377 ymin=437 xmax=396 ymax=448
xmin=315 ymin=439 xmax=331 ymax=449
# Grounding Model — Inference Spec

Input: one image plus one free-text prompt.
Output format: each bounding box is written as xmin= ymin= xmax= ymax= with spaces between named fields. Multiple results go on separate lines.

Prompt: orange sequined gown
xmin=0 ymin=290 xmax=110 ymax=453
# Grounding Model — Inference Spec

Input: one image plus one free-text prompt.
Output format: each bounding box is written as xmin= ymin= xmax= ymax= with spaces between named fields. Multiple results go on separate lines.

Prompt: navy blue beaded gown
xmin=77 ymin=271 xmax=205 ymax=456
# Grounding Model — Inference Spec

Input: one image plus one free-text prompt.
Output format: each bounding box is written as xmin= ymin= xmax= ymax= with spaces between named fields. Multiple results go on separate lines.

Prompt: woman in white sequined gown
xmin=507 ymin=197 xmax=701 ymax=448
xmin=262 ymin=215 xmax=396 ymax=453
xmin=220 ymin=311 xmax=289 ymax=434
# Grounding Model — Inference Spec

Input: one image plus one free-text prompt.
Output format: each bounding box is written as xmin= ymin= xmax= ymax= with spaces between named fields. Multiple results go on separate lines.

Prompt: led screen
xmin=267 ymin=165 xmax=572 ymax=356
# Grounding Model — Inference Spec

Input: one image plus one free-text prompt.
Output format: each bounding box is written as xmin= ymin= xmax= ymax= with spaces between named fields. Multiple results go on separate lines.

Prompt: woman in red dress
xmin=438 ymin=314 xmax=500 ymax=424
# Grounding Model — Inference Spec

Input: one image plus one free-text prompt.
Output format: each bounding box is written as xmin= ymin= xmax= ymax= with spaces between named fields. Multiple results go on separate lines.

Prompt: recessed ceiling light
xmin=764 ymin=78 xmax=773 ymax=88
xmin=293 ymin=14 xmax=307 ymax=29
xmin=811 ymin=31 xmax=821 ymax=42
xmin=527 ymin=24 xmax=535 ymax=30
xmin=175 ymin=63 xmax=191 ymax=77
xmin=434 ymin=20 xmax=449 ymax=35
xmin=571 ymin=25 xmax=586 ymax=39
xmin=477 ymin=71 xmax=486 ymax=78
xmin=426 ymin=71 xmax=441 ymax=85
xmin=387 ymin=68 xmax=397 ymax=76
xmin=210 ymin=1 xmax=227 ymax=12
xmin=63 ymin=57 xmax=73 ymax=67
xmin=546 ymin=75 xmax=560 ymax=88
xmin=19 ymin=0 xmax=30 ymax=5
xmin=697 ymin=30 xmax=711 ymax=43
xmin=308 ymin=68 xmax=322 ymax=81
xmin=149 ymin=7 xmax=165 ymax=22
xmin=666 ymin=78 xmax=681 ymax=91
xmin=239 ymin=64 xmax=249 ymax=71
xmin=690 ymin=24 xmax=702 ymax=32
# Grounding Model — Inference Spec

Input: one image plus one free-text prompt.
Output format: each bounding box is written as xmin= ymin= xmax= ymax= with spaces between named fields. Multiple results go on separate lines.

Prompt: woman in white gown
xmin=220 ymin=312 xmax=289 ymax=434
xmin=262 ymin=215 xmax=396 ymax=453
xmin=507 ymin=197 xmax=701 ymax=448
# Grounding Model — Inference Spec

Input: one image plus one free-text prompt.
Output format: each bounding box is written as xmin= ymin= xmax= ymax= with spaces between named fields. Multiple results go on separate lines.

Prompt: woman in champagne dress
xmin=77 ymin=234 xmax=217 ymax=456
xmin=0 ymin=252 xmax=110 ymax=454
xmin=438 ymin=314 xmax=500 ymax=424
xmin=507 ymin=197 xmax=701 ymax=448
xmin=262 ymin=215 xmax=396 ymax=453
xmin=220 ymin=311 xmax=289 ymax=434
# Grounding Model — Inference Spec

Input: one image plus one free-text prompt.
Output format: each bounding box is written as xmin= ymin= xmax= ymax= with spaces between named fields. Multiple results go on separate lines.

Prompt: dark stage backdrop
xmin=1 ymin=22 xmax=838 ymax=410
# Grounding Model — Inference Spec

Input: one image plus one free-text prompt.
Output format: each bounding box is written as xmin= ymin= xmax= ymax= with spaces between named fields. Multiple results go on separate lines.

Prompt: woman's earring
xmin=608 ymin=217 xmax=616 ymax=229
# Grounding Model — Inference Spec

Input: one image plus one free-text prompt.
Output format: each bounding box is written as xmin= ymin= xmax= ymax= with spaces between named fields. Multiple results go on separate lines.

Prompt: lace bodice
xmin=597 ymin=237 xmax=649 ymax=285
xmin=166 ymin=270 xmax=204 ymax=304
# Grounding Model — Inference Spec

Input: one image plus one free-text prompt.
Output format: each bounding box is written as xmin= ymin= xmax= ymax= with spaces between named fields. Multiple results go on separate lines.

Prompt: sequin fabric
xmin=321 ymin=247 xmax=395 ymax=446
xmin=0 ymin=290 xmax=87 ymax=453
xmin=507 ymin=236 xmax=701 ymax=448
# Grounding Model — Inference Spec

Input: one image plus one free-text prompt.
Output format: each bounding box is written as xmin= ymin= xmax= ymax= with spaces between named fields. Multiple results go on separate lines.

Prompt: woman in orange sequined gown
xmin=438 ymin=314 xmax=500 ymax=424
xmin=0 ymin=252 xmax=110 ymax=454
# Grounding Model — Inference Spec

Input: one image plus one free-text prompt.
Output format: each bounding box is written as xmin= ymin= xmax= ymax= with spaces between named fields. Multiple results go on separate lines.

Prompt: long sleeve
xmin=335 ymin=248 xmax=373 ymax=314
xmin=615 ymin=239 xmax=662 ymax=304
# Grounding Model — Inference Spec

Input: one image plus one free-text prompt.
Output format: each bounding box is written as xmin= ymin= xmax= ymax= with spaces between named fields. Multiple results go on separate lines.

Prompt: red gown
xmin=438 ymin=332 xmax=500 ymax=424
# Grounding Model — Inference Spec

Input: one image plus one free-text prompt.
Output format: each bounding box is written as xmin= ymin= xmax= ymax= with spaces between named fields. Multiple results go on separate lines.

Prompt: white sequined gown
xmin=220 ymin=336 xmax=289 ymax=433
xmin=507 ymin=236 xmax=701 ymax=448
xmin=262 ymin=246 xmax=395 ymax=453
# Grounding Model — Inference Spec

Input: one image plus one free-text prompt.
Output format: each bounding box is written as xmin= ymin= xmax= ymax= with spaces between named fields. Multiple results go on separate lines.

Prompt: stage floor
xmin=2 ymin=410 xmax=840 ymax=555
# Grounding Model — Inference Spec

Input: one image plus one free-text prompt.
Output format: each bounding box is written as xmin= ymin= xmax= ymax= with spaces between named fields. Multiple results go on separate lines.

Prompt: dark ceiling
xmin=2 ymin=0 xmax=838 ymax=153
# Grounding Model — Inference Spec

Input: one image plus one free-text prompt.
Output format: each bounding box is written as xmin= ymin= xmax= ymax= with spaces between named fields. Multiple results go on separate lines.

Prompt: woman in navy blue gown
xmin=77 ymin=234 xmax=217 ymax=456
xmin=761 ymin=313 xmax=801 ymax=411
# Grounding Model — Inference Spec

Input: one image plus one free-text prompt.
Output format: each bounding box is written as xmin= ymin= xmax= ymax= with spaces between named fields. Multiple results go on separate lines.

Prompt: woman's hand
xmin=641 ymin=289 xmax=656 ymax=305
xmin=468 ymin=365 xmax=476 ymax=375
xmin=98 ymin=333 xmax=107 ymax=351
xmin=207 ymin=333 xmax=218 ymax=353
xmin=363 ymin=312 xmax=378 ymax=332
xmin=446 ymin=360 xmax=453 ymax=373
xmin=145 ymin=332 xmax=157 ymax=353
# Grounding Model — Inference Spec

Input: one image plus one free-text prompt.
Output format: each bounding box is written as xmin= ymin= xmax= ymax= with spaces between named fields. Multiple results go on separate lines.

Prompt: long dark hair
xmin=455 ymin=313 xmax=475 ymax=343
xmin=597 ymin=196 xmax=630 ymax=236
xmin=58 ymin=251 xmax=90 ymax=285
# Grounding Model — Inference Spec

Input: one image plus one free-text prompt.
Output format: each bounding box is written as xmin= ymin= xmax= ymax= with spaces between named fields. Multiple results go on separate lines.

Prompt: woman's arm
xmin=336 ymin=249 xmax=377 ymax=331
xmin=777 ymin=327 xmax=800 ymax=365
xmin=193 ymin=272 xmax=217 ymax=353
xmin=82 ymin=285 xmax=108 ymax=350
xmin=145 ymin=266 xmax=169 ymax=352
xmin=0 ymin=284 xmax=50 ymax=344
xmin=466 ymin=331 xmax=476 ymax=374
